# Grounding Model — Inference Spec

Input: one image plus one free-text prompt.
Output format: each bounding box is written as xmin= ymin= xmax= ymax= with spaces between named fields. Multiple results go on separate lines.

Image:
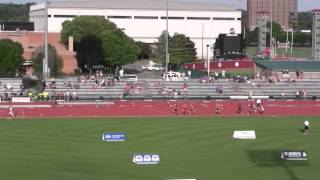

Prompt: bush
xmin=74 ymin=69 xmax=81 ymax=75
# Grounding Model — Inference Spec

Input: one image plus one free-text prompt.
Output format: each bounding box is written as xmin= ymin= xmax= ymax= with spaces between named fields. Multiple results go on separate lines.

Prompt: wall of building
xmin=30 ymin=7 xmax=241 ymax=59
xmin=247 ymin=0 xmax=298 ymax=30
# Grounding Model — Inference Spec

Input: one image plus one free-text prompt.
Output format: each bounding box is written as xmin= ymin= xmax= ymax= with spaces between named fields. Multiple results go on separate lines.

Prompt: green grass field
xmin=0 ymin=117 xmax=319 ymax=180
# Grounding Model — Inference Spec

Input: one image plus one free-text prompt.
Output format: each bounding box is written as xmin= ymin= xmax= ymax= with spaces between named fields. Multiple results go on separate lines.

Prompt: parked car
xmin=146 ymin=64 xmax=165 ymax=71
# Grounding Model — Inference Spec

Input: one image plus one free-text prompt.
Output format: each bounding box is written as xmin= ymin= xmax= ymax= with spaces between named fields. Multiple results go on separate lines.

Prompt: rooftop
xmin=255 ymin=60 xmax=320 ymax=72
xmin=31 ymin=0 xmax=236 ymax=11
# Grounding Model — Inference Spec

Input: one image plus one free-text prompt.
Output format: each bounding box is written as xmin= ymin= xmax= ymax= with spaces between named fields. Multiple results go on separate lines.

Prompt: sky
xmin=1 ymin=0 xmax=320 ymax=12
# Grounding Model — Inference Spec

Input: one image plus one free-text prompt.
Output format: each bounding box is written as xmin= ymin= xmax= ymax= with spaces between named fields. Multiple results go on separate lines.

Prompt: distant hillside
xmin=0 ymin=3 xmax=33 ymax=22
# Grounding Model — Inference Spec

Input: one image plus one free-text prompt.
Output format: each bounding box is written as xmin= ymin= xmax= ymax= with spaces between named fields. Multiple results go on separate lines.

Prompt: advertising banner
xmin=132 ymin=154 xmax=160 ymax=165
xmin=281 ymin=151 xmax=308 ymax=160
xmin=102 ymin=132 xmax=126 ymax=142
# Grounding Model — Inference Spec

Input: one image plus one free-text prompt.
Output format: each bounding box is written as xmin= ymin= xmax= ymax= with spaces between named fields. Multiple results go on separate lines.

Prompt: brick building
xmin=0 ymin=31 xmax=77 ymax=74
xmin=247 ymin=0 xmax=298 ymax=30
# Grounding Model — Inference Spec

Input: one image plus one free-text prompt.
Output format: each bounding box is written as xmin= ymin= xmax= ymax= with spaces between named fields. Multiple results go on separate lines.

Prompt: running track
xmin=1 ymin=100 xmax=320 ymax=118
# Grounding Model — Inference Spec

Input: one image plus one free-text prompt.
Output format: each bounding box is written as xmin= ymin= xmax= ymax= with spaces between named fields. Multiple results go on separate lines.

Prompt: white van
xmin=120 ymin=74 xmax=138 ymax=82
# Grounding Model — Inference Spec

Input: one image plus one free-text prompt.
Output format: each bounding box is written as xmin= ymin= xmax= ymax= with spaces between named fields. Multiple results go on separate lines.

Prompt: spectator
xmin=119 ymin=69 xmax=124 ymax=79
xmin=188 ymin=70 xmax=192 ymax=79
xmin=72 ymin=91 xmax=78 ymax=100
xmin=183 ymin=83 xmax=188 ymax=97
xmin=222 ymin=70 xmax=226 ymax=79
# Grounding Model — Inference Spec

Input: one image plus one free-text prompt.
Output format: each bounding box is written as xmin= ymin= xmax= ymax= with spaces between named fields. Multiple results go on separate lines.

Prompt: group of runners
xmin=236 ymin=99 xmax=265 ymax=115
xmin=5 ymin=100 xmax=311 ymax=135
xmin=171 ymin=102 xmax=195 ymax=116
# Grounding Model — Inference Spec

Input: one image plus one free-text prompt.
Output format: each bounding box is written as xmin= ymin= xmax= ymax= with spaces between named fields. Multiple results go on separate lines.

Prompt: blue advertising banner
xmin=133 ymin=154 xmax=160 ymax=165
xmin=102 ymin=132 xmax=126 ymax=142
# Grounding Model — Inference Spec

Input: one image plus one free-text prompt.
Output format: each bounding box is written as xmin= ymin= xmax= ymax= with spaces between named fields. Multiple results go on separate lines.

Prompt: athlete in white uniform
xmin=304 ymin=120 xmax=310 ymax=135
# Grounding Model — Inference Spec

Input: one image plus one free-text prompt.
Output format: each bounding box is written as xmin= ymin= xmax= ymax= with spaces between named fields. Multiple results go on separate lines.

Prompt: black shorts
xmin=304 ymin=126 xmax=309 ymax=130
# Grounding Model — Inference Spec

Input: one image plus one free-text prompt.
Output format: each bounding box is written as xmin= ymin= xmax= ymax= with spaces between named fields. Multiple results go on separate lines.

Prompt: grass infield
xmin=0 ymin=117 xmax=319 ymax=180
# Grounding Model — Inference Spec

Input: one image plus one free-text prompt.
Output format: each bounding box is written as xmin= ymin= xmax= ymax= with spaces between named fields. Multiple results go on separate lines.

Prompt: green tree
xmin=169 ymin=33 xmax=197 ymax=65
xmin=246 ymin=27 xmax=259 ymax=45
xmin=297 ymin=12 xmax=313 ymax=30
xmin=60 ymin=16 xmax=117 ymax=47
xmin=0 ymin=3 xmax=32 ymax=22
xmin=136 ymin=41 xmax=153 ymax=60
xmin=100 ymin=29 xmax=141 ymax=66
xmin=0 ymin=39 xmax=24 ymax=77
xmin=60 ymin=16 xmax=140 ymax=68
xmin=155 ymin=31 xmax=196 ymax=66
xmin=76 ymin=35 xmax=104 ymax=70
xmin=32 ymin=45 xmax=63 ymax=78
xmin=154 ymin=31 xmax=169 ymax=64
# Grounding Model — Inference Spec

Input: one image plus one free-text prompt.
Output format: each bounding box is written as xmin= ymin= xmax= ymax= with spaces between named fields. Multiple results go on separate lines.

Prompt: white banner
xmin=12 ymin=97 xmax=31 ymax=103
xmin=233 ymin=130 xmax=256 ymax=139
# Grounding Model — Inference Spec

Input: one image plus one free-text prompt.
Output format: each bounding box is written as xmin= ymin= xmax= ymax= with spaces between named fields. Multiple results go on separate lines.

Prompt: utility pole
xmin=269 ymin=0 xmax=273 ymax=61
xmin=291 ymin=29 xmax=294 ymax=54
xmin=43 ymin=0 xmax=49 ymax=80
xmin=207 ymin=44 xmax=210 ymax=76
xmin=165 ymin=0 xmax=169 ymax=72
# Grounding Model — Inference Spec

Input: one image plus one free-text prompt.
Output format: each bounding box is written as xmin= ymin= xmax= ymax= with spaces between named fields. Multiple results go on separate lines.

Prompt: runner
xmin=215 ymin=102 xmax=222 ymax=115
xmin=236 ymin=102 xmax=242 ymax=114
xmin=189 ymin=103 xmax=195 ymax=115
xmin=8 ymin=105 xmax=15 ymax=120
xmin=173 ymin=103 xmax=179 ymax=115
xmin=181 ymin=103 xmax=188 ymax=115
xmin=258 ymin=104 xmax=265 ymax=114
xmin=247 ymin=103 xmax=255 ymax=115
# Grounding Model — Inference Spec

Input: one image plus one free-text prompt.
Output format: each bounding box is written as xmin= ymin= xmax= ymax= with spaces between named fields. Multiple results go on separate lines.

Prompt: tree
xmin=76 ymin=35 xmax=104 ymax=70
xmin=0 ymin=3 xmax=32 ymax=22
xmin=155 ymin=31 xmax=196 ymax=66
xmin=100 ymin=29 xmax=141 ymax=66
xmin=297 ymin=12 xmax=313 ymax=30
xmin=32 ymin=45 xmax=63 ymax=78
xmin=0 ymin=39 xmax=24 ymax=77
xmin=60 ymin=16 xmax=117 ymax=47
xmin=60 ymin=16 xmax=141 ymax=68
xmin=246 ymin=27 xmax=259 ymax=45
xmin=136 ymin=41 xmax=153 ymax=60
xmin=169 ymin=33 xmax=197 ymax=64
xmin=155 ymin=31 xmax=170 ymax=64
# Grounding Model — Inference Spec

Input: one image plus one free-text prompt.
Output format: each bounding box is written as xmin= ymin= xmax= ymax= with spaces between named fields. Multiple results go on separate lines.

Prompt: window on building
xmin=107 ymin=16 xmax=132 ymax=19
xmin=161 ymin=16 xmax=184 ymax=20
xmin=134 ymin=16 xmax=158 ymax=19
xmin=187 ymin=17 xmax=210 ymax=20
xmin=53 ymin=15 xmax=76 ymax=18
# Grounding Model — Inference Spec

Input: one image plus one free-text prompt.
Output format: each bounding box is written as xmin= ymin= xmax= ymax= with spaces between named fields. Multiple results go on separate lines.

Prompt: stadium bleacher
xmin=41 ymin=77 xmax=320 ymax=100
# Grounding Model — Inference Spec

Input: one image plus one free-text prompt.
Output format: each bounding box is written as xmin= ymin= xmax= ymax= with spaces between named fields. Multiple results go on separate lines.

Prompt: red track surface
xmin=1 ymin=100 xmax=320 ymax=118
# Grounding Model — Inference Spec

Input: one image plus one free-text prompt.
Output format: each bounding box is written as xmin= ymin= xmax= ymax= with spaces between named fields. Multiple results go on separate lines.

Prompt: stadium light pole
xmin=119 ymin=28 xmax=125 ymax=64
xmin=165 ymin=0 xmax=169 ymax=72
xmin=269 ymin=0 xmax=273 ymax=61
xmin=43 ymin=0 xmax=49 ymax=80
xmin=206 ymin=44 xmax=210 ymax=76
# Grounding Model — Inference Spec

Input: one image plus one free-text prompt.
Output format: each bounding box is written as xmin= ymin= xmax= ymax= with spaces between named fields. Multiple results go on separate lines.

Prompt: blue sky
xmin=1 ymin=0 xmax=320 ymax=11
